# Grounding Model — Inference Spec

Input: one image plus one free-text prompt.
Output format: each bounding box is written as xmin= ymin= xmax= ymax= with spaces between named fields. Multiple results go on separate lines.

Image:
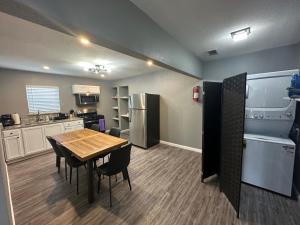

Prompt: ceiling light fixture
xmin=147 ymin=60 xmax=153 ymax=66
xmin=85 ymin=64 xmax=111 ymax=74
xmin=43 ymin=65 xmax=50 ymax=70
xmin=79 ymin=36 xmax=90 ymax=45
xmin=231 ymin=27 xmax=251 ymax=42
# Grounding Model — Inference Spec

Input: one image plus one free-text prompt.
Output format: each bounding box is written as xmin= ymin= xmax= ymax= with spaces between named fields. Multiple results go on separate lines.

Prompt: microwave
xmin=75 ymin=94 xmax=99 ymax=105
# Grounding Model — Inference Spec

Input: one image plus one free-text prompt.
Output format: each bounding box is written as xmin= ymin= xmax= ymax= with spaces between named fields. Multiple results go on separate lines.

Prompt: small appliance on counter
xmin=12 ymin=113 xmax=21 ymax=125
xmin=54 ymin=113 xmax=69 ymax=121
xmin=0 ymin=114 xmax=15 ymax=127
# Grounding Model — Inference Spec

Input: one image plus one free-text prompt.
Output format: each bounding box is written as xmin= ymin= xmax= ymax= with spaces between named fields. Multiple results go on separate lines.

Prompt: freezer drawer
xmin=242 ymin=135 xmax=295 ymax=196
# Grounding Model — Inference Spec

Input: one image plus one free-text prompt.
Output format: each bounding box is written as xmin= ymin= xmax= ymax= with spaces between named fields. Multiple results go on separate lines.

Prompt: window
xmin=26 ymin=85 xmax=61 ymax=113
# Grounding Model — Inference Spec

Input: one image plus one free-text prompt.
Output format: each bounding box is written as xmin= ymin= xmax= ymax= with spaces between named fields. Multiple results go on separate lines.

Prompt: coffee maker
xmin=1 ymin=114 xmax=15 ymax=127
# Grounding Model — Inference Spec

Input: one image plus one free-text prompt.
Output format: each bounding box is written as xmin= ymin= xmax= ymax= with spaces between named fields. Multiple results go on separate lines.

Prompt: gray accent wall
xmin=114 ymin=70 xmax=202 ymax=149
xmin=0 ymin=0 xmax=202 ymax=78
xmin=0 ymin=68 xmax=114 ymax=129
xmin=203 ymin=43 xmax=300 ymax=80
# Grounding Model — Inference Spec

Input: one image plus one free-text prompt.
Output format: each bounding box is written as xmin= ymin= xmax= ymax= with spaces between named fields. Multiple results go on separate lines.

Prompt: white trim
xmin=160 ymin=140 xmax=202 ymax=153
xmin=0 ymin=134 xmax=15 ymax=225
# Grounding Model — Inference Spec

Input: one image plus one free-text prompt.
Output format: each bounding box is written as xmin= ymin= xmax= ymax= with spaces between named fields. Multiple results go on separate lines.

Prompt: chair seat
xmin=69 ymin=157 xmax=85 ymax=168
xmin=97 ymin=162 xmax=121 ymax=176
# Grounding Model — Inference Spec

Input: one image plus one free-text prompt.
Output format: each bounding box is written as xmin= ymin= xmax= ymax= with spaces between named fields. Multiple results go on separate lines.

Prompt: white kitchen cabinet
xmin=43 ymin=123 xmax=64 ymax=149
xmin=22 ymin=126 xmax=46 ymax=155
xmin=63 ymin=120 xmax=84 ymax=132
xmin=3 ymin=129 xmax=24 ymax=161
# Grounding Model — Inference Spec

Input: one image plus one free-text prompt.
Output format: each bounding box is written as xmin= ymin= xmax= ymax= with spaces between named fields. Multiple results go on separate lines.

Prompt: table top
xmin=52 ymin=129 xmax=128 ymax=161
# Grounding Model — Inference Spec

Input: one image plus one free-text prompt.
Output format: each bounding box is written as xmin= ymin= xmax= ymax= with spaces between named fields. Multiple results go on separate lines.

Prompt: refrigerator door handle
xmin=129 ymin=108 xmax=132 ymax=122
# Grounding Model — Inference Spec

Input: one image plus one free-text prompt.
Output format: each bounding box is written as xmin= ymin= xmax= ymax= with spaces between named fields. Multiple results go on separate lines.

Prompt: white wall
xmin=0 ymin=0 xmax=202 ymax=78
xmin=203 ymin=43 xmax=300 ymax=80
xmin=114 ymin=69 xmax=202 ymax=149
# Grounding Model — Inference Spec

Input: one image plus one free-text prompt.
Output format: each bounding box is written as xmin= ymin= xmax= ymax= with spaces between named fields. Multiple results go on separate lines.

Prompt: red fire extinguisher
xmin=193 ymin=86 xmax=200 ymax=102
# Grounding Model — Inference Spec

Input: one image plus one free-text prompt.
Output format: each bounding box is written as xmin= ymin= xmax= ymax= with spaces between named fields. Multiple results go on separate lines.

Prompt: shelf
xmin=112 ymin=117 xmax=119 ymax=121
xmin=112 ymin=96 xmax=118 ymax=99
xmin=121 ymin=114 xmax=129 ymax=118
xmin=112 ymin=107 xmax=119 ymax=110
xmin=120 ymin=96 xmax=129 ymax=99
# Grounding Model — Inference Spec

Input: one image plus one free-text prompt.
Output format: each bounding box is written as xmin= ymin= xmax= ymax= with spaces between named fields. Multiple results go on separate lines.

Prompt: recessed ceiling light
xmin=83 ymin=67 xmax=89 ymax=72
xmin=100 ymin=74 xmax=105 ymax=78
xmin=147 ymin=60 xmax=153 ymax=66
xmin=79 ymin=36 xmax=90 ymax=45
xmin=231 ymin=27 xmax=251 ymax=42
xmin=43 ymin=65 xmax=50 ymax=70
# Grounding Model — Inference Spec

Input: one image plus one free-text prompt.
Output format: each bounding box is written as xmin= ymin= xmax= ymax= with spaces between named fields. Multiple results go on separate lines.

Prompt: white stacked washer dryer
xmin=242 ymin=69 xmax=299 ymax=197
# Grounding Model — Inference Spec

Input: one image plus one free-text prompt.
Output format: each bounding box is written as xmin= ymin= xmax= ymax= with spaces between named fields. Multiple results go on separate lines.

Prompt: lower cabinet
xmin=44 ymin=123 xmax=64 ymax=149
xmin=2 ymin=120 xmax=83 ymax=162
xmin=22 ymin=126 xmax=46 ymax=155
xmin=3 ymin=134 xmax=25 ymax=160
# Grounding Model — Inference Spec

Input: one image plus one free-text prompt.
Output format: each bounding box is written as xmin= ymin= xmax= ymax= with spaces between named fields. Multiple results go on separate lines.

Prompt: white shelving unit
xmin=111 ymin=86 xmax=129 ymax=132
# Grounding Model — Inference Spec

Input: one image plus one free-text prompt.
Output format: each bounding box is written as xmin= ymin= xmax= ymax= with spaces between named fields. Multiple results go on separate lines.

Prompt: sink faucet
xmin=36 ymin=110 xmax=42 ymax=122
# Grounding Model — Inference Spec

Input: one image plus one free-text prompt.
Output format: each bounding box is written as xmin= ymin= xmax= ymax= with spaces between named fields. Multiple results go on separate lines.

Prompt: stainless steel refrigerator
xmin=129 ymin=93 xmax=160 ymax=148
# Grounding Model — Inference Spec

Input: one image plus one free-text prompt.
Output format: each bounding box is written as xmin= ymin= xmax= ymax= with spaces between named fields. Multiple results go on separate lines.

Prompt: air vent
xmin=208 ymin=50 xmax=218 ymax=56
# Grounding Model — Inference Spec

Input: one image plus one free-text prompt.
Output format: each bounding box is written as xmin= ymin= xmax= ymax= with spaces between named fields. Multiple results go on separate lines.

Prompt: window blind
xmin=26 ymin=85 xmax=61 ymax=113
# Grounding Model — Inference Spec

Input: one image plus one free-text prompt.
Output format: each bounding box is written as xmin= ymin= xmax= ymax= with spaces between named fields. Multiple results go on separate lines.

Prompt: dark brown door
xmin=220 ymin=73 xmax=247 ymax=217
xmin=201 ymin=81 xmax=222 ymax=181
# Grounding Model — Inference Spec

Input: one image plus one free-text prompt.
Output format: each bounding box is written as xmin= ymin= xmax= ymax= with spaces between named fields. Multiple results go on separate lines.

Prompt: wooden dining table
xmin=51 ymin=128 xmax=128 ymax=203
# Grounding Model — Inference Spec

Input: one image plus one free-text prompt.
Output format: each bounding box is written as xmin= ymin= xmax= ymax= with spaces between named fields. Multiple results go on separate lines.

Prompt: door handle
xmin=243 ymin=139 xmax=246 ymax=148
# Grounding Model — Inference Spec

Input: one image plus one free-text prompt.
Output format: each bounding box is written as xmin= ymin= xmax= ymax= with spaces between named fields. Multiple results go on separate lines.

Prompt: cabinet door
xmin=22 ymin=126 xmax=46 ymax=155
xmin=44 ymin=123 xmax=64 ymax=149
xmin=4 ymin=136 xmax=24 ymax=160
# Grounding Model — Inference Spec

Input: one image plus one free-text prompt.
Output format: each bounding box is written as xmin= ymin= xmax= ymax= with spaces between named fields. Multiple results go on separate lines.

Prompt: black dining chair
xmin=46 ymin=136 xmax=68 ymax=179
xmin=109 ymin=127 xmax=121 ymax=137
xmin=90 ymin=124 xmax=100 ymax=132
xmin=93 ymin=127 xmax=122 ymax=169
xmin=57 ymin=144 xmax=86 ymax=195
xmin=96 ymin=143 xmax=132 ymax=207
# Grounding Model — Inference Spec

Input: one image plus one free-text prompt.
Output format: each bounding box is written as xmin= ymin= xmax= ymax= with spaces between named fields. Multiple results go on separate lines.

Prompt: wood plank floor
xmin=7 ymin=144 xmax=300 ymax=225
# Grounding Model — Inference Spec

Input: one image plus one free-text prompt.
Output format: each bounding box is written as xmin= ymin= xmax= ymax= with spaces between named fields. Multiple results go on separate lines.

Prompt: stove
xmin=76 ymin=109 xmax=104 ymax=128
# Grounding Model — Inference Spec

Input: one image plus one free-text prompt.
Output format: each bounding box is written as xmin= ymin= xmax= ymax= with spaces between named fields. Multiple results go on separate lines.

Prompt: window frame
xmin=25 ymin=85 xmax=61 ymax=114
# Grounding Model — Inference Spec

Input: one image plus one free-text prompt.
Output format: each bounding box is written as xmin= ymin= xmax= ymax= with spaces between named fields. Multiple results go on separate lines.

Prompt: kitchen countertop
xmin=1 ymin=117 xmax=83 ymax=131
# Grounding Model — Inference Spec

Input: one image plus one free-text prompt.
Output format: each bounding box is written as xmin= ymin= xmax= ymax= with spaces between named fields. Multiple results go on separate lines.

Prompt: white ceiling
xmin=131 ymin=0 xmax=300 ymax=61
xmin=0 ymin=12 xmax=161 ymax=80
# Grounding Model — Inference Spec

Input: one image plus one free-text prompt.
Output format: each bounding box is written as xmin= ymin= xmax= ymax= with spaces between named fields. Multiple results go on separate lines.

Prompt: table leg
xmin=87 ymin=159 xmax=94 ymax=203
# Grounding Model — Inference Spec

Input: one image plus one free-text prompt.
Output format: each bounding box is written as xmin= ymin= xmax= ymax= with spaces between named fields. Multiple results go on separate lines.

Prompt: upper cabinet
xmin=72 ymin=85 xmax=100 ymax=94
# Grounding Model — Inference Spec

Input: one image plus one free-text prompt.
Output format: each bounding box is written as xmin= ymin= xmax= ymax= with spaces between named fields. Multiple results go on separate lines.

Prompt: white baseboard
xmin=160 ymin=140 xmax=202 ymax=153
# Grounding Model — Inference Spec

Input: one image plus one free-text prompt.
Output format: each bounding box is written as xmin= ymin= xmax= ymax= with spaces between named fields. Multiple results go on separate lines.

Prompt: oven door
xmin=76 ymin=94 xmax=99 ymax=105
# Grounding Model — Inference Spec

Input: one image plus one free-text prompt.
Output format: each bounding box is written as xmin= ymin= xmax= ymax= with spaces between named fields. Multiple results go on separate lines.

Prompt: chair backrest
xmin=46 ymin=136 xmax=63 ymax=157
xmin=109 ymin=128 xmax=121 ymax=137
xmin=56 ymin=143 xmax=73 ymax=163
xmin=90 ymin=124 xmax=100 ymax=132
xmin=109 ymin=143 xmax=132 ymax=171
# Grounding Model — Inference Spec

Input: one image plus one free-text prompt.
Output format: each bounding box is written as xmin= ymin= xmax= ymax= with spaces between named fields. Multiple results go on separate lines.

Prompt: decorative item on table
xmin=288 ymin=73 xmax=300 ymax=98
